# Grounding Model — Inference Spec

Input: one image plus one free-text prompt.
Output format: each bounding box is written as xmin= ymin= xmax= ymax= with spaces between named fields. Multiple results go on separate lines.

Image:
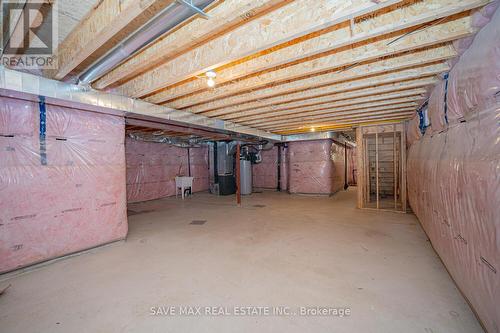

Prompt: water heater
xmin=240 ymin=159 xmax=252 ymax=195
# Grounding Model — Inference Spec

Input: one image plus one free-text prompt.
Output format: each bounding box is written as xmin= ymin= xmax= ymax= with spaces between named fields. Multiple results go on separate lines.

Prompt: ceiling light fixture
xmin=206 ymin=70 xmax=217 ymax=87
xmin=310 ymin=127 xmax=316 ymax=132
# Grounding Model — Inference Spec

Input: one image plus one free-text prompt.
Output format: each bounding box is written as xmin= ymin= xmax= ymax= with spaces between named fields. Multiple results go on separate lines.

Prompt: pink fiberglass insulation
xmin=0 ymin=96 xmax=128 ymax=273
xmin=288 ymin=140 xmax=345 ymax=194
xmin=407 ymin=8 xmax=500 ymax=332
xmin=406 ymin=114 xmax=422 ymax=146
xmin=126 ymin=138 xmax=209 ymax=203
xmin=407 ymin=105 xmax=499 ymax=333
xmin=428 ymin=4 xmax=500 ymax=134
xmin=252 ymin=146 xmax=278 ymax=189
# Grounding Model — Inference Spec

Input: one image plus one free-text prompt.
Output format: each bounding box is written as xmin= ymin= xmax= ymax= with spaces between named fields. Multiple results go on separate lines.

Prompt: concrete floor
xmin=0 ymin=189 xmax=483 ymax=333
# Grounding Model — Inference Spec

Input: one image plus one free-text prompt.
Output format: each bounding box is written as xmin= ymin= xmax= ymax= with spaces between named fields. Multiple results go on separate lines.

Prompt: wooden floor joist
xmin=52 ymin=0 xmax=178 ymax=80
xmin=44 ymin=0 xmax=494 ymax=133
xmin=191 ymin=62 xmax=448 ymax=116
xmin=256 ymin=104 xmax=419 ymax=128
xmin=207 ymin=77 xmax=436 ymax=121
xmin=154 ymin=15 xmax=472 ymax=111
xmin=93 ymin=0 xmax=291 ymax=89
xmin=269 ymin=111 xmax=416 ymax=131
xmin=154 ymin=0 xmax=484 ymax=108
xmin=240 ymin=94 xmax=424 ymax=125
xmin=118 ymin=0 xmax=405 ymax=98
xmin=241 ymin=97 xmax=423 ymax=126
xmin=167 ymin=45 xmax=456 ymax=112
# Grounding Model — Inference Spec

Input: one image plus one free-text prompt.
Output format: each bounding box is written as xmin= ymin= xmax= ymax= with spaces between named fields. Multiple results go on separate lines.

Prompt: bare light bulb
xmin=310 ymin=127 xmax=316 ymax=132
xmin=207 ymin=77 xmax=215 ymax=87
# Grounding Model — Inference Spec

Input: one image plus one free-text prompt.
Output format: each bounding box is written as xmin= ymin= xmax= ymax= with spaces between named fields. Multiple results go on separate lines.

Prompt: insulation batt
xmin=0 ymin=97 xmax=128 ymax=273
xmin=407 ymin=2 xmax=499 ymax=139
xmin=252 ymin=146 xmax=278 ymax=189
xmin=407 ymin=6 xmax=500 ymax=332
xmin=126 ymin=138 xmax=209 ymax=203
xmin=288 ymin=139 xmax=345 ymax=194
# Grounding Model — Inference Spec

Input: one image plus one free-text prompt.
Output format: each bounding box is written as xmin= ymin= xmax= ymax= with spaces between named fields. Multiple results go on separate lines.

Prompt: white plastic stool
xmin=175 ymin=176 xmax=194 ymax=199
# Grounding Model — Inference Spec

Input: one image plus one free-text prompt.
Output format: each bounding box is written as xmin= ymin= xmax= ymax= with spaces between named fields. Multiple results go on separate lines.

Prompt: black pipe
xmin=187 ymin=147 xmax=191 ymax=177
xmin=213 ymin=141 xmax=219 ymax=184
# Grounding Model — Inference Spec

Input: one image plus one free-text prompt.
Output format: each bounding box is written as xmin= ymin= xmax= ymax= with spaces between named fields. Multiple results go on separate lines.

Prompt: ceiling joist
xmin=44 ymin=0 xmax=494 ymax=134
xmin=242 ymin=96 xmax=424 ymax=126
xmin=256 ymin=103 xmax=419 ymax=128
xmin=192 ymin=62 xmax=448 ymax=116
xmin=94 ymin=0 xmax=291 ymax=89
xmin=168 ymin=45 xmax=456 ymax=112
xmin=268 ymin=110 xmax=417 ymax=131
xmin=212 ymin=77 xmax=437 ymax=121
xmin=118 ymin=0 xmax=406 ymax=98
xmin=144 ymin=0 xmax=483 ymax=106
xmin=53 ymin=0 xmax=178 ymax=80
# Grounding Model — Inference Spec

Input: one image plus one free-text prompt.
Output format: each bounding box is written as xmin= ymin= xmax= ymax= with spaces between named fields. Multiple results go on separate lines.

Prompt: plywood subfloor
xmin=0 ymin=189 xmax=483 ymax=332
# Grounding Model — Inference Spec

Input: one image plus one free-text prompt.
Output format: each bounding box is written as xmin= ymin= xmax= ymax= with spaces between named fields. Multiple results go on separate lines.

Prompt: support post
xmin=236 ymin=143 xmax=241 ymax=206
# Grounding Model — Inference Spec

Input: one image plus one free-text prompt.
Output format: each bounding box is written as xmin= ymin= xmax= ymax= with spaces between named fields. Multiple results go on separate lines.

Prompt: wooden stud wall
xmin=356 ymin=122 xmax=407 ymax=212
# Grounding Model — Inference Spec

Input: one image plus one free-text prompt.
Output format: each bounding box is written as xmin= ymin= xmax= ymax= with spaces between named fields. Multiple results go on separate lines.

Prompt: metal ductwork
xmin=127 ymin=132 xmax=204 ymax=148
xmin=78 ymin=0 xmax=215 ymax=85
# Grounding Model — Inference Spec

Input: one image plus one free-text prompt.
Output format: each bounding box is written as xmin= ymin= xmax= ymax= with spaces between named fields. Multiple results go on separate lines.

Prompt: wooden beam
xmin=118 ymin=0 xmax=405 ymax=98
xmin=247 ymin=101 xmax=419 ymax=128
xmin=124 ymin=118 xmax=231 ymax=140
xmin=159 ymin=0 xmax=484 ymax=107
xmin=235 ymin=92 xmax=424 ymax=124
xmin=192 ymin=62 xmax=447 ymax=116
xmin=262 ymin=108 xmax=416 ymax=130
xmin=258 ymin=107 xmax=417 ymax=131
xmin=151 ymin=15 xmax=472 ymax=107
xmin=52 ymin=0 xmax=178 ymax=80
xmin=210 ymin=77 xmax=436 ymax=120
xmin=271 ymin=112 xmax=415 ymax=132
xmin=93 ymin=0 xmax=291 ymax=89
xmin=169 ymin=45 xmax=456 ymax=111
xmin=277 ymin=118 xmax=405 ymax=134
xmin=274 ymin=116 xmax=411 ymax=134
